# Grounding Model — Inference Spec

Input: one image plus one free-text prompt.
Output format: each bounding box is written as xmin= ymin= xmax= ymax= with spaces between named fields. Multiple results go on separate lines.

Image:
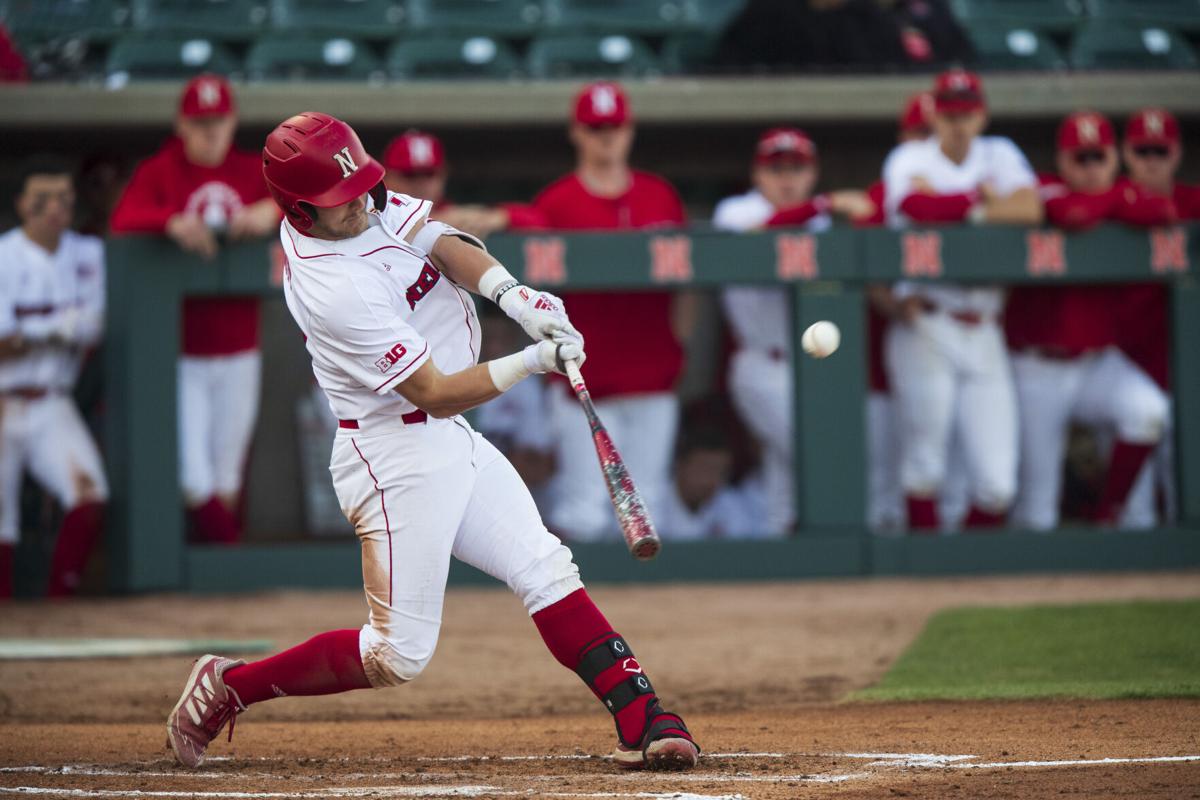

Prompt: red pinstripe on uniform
xmin=350 ymin=438 xmax=392 ymax=607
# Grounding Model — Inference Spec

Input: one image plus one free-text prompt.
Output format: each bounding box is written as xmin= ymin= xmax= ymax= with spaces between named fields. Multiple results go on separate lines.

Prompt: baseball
xmin=802 ymin=320 xmax=840 ymax=358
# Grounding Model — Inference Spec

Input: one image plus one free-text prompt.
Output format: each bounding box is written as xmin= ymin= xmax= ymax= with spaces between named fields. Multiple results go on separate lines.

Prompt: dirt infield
xmin=2 ymin=572 xmax=1199 ymax=798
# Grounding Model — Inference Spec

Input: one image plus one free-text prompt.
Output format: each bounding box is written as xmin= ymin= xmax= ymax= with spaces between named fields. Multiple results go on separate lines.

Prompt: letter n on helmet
xmin=262 ymin=112 xmax=385 ymax=231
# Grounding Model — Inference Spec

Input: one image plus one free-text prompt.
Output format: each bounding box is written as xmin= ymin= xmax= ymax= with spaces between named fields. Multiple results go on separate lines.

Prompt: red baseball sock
xmin=963 ymin=505 xmax=1006 ymax=529
xmin=906 ymin=495 xmax=939 ymax=532
xmin=47 ymin=502 xmax=105 ymax=597
xmin=532 ymin=588 xmax=659 ymax=747
xmin=191 ymin=498 xmax=239 ymax=545
xmin=0 ymin=543 xmax=13 ymax=599
xmin=223 ymin=629 xmax=370 ymax=707
xmin=1095 ymin=441 xmax=1156 ymax=524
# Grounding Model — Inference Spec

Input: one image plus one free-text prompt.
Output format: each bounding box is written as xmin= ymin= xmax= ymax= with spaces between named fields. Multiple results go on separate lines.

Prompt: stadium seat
xmin=527 ymin=34 xmax=658 ymax=78
xmin=386 ymin=36 xmax=520 ymax=79
xmin=966 ymin=25 xmax=1067 ymax=70
xmin=1069 ymin=21 xmax=1198 ymax=70
xmin=2 ymin=0 xmax=129 ymax=42
xmin=661 ymin=34 xmax=721 ymax=74
xmin=1089 ymin=0 xmax=1200 ymax=34
xmin=130 ymin=0 xmax=268 ymax=41
xmin=948 ymin=0 xmax=1086 ymax=34
xmin=269 ymin=0 xmax=406 ymax=40
xmin=406 ymin=0 xmax=545 ymax=38
xmin=245 ymin=35 xmax=383 ymax=81
xmin=105 ymin=35 xmax=241 ymax=78
xmin=544 ymin=0 xmax=701 ymax=35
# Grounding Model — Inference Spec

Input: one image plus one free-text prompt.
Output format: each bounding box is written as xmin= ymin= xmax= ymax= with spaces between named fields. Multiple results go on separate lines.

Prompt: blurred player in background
xmin=532 ymin=81 xmax=693 ymax=541
xmin=110 ymin=74 xmax=279 ymax=544
xmin=382 ymin=129 xmax=448 ymax=210
xmin=861 ymin=92 xmax=933 ymax=532
xmin=1006 ymin=111 xmax=1171 ymax=531
xmin=882 ymin=69 xmax=1042 ymax=532
xmin=714 ymin=127 xmax=872 ymax=535
xmin=0 ymin=157 xmax=106 ymax=597
xmin=1118 ymin=108 xmax=1200 ymax=527
xmin=656 ymin=426 xmax=767 ymax=540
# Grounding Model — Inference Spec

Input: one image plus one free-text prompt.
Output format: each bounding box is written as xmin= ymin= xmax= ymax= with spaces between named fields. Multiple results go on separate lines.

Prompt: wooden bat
xmin=564 ymin=359 xmax=661 ymax=561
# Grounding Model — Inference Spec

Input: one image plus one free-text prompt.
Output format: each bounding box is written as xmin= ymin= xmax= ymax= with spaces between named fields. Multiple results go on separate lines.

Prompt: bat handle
xmin=564 ymin=358 xmax=585 ymax=388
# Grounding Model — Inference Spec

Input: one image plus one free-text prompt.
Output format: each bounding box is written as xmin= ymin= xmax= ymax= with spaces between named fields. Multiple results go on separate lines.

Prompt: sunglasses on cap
xmin=1132 ymin=145 xmax=1170 ymax=158
xmin=1072 ymin=150 xmax=1107 ymax=165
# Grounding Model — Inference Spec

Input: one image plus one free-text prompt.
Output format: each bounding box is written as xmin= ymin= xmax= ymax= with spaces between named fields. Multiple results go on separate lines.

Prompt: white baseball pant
xmin=729 ymin=349 xmax=793 ymax=536
xmin=178 ymin=351 xmax=261 ymax=507
xmin=331 ymin=415 xmax=583 ymax=687
xmin=0 ymin=395 xmax=109 ymax=544
xmin=886 ymin=313 xmax=1018 ymax=513
xmin=1123 ymin=406 xmax=1175 ymax=530
xmin=546 ymin=389 xmax=678 ymax=542
xmin=1010 ymin=347 xmax=1168 ymax=531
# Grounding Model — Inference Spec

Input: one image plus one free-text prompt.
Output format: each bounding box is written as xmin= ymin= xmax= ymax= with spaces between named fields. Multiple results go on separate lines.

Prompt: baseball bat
xmin=564 ymin=359 xmax=662 ymax=561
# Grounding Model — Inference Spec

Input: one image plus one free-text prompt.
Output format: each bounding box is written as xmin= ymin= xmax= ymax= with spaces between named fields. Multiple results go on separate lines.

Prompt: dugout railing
xmin=105 ymin=224 xmax=1200 ymax=593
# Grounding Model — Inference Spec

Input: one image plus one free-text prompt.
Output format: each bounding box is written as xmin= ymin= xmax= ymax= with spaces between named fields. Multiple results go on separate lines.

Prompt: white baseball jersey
xmin=882 ymin=135 xmax=1036 ymax=316
xmin=0 ymin=227 xmax=105 ymax=392
xmin=279 ymin=191 xmax=481 ymax=422
xmin=713 ymin=189 xmax=831 ymax=352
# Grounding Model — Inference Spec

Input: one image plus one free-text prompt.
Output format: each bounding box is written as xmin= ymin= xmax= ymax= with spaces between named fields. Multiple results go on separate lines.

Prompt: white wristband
xmin=487 ymin=348 xmax=540 ymax=392
xmin=478 ymin=265 xmax=519 ymax=304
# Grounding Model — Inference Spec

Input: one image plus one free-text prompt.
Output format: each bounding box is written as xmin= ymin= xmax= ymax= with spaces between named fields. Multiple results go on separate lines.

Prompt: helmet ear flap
xmin=292 ymin=201 xmax=317 ymax=230
xmin=368 ymin=181 xmax=387 ymax=213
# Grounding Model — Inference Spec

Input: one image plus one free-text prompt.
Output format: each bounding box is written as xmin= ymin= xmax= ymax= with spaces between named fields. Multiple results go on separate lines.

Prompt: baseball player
xmin=1117 ymin=108 xmax=1200 ymax=526
xmin=110 ymin=74 xmax=280 ymax=544
xmin=1006 ymin=111 xmax=1173 ymax=531
xmin=166 ymin=112 xmax=699 ymax=772
xmin=0 ymin=157 xmax=107 ymax=597
xmin=714 ymin=127 xmax=873 ymax=534
xmin=882 ymin=69 xmax=1043 ymax=532
xmin=530 ymin=81 xmax=692 ymax=542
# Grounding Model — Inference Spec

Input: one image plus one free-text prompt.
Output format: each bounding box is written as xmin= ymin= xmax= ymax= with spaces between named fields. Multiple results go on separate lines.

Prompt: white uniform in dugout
xmin=0 ymin=228 xmax=108 ymax=544
xmin=713 ymin=189 xmax=830 ymax=536
xmin=279 ymin=191 xmax=582 ymax=685
xmin=882 ymin=135 xmax=1035 ymax=523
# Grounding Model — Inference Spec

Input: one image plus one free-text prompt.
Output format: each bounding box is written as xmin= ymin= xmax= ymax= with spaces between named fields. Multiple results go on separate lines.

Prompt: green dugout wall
xmin=105 ymin=225 xmax=1200 ymax=593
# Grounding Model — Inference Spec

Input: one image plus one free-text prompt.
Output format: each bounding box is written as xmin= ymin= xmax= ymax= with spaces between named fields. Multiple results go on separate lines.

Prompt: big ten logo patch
xmin=775 ymin=233 xmax=819 ymax=281
xmin=374 ymin=342 xmax=408 ymax=374
xmin=1151 ymin=227 xmax=1189 ymax=275
xmin=901 ymin=231 xmax=943 ymax=278
xmin=1025 ymin=230 xmax=1067 ymax=277
xmin=649 ymin=235 xmax=693 ymax=283
xmin=270 ymin=242 xmax=288 ymax=286
xmin=523 ymin=237 xmax=567 ymax=285
xmin=406 ymin=263 xmax=442 ymax=309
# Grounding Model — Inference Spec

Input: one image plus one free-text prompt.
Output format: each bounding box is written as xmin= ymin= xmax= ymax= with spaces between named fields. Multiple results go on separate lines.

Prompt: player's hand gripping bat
xmin=563 ymin=359 xmax=661 ymax=561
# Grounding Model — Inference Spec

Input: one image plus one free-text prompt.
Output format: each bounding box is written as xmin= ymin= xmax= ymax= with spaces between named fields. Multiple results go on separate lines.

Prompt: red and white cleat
xmin=612 ymin=701 xmax=700 ymax=771
xmin=166 ymin=655 xmax=246 ymax=768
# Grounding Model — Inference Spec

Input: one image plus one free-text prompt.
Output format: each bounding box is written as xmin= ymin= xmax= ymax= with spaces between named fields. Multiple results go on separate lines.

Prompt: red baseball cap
xmin=573 ymin=81 xmax=630 ymax=127
xmin=932 ymin=69 xmax=985 ymax=114
xmin=754 ymin=127 xmax=817 ymax=164
xmin=383 ymin=130 xmax=446 ymax=174
xmin=179 ymin=73 xmax=235 ymax=118
xmin=1057 ymin=111 xmax=1115 ymax=152
xmin=1125 ymin=108 xmax=1180 ymax=147
xmin=900 ymin=92 xmax=934 ymax=134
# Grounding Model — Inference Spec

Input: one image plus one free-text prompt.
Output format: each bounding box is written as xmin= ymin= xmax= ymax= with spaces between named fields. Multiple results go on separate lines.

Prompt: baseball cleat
xmin=166 ymin=654 xmax=246 ymax=768
xmin=612 ymin=701 xmax=700 ymax=771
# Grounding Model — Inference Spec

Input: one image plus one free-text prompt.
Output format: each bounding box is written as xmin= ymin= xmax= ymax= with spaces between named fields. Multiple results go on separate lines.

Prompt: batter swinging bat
xmin=564 ymin=359 xmax=662 ymax=561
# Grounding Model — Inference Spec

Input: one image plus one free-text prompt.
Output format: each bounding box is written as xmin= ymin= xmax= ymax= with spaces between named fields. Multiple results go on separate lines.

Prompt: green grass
xmin=853 ymin=600 xmax=1200 ymax=702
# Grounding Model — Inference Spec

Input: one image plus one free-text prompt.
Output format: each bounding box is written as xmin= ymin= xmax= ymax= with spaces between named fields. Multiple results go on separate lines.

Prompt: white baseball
xmin=802 ymin=320 xmax=840 ymax=358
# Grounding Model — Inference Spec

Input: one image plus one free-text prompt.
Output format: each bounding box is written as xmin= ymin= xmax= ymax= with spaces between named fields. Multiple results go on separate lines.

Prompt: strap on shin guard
xmin=575 ymin=635 xmax=655 ymax=717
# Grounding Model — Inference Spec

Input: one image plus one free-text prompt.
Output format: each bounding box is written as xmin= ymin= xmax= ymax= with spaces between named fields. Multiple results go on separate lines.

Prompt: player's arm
xmin=395 ymin=338 xmax=584 ymax=418
xmin=410 ymin=219 xmax=580 ymax=345
xmin=975 ymin=185 xmax=1043 ymax=225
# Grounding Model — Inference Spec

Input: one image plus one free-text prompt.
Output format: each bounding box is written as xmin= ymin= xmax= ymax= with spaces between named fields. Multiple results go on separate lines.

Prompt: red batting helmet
xmin=262 ymin=111 xmax=385 ymax=231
